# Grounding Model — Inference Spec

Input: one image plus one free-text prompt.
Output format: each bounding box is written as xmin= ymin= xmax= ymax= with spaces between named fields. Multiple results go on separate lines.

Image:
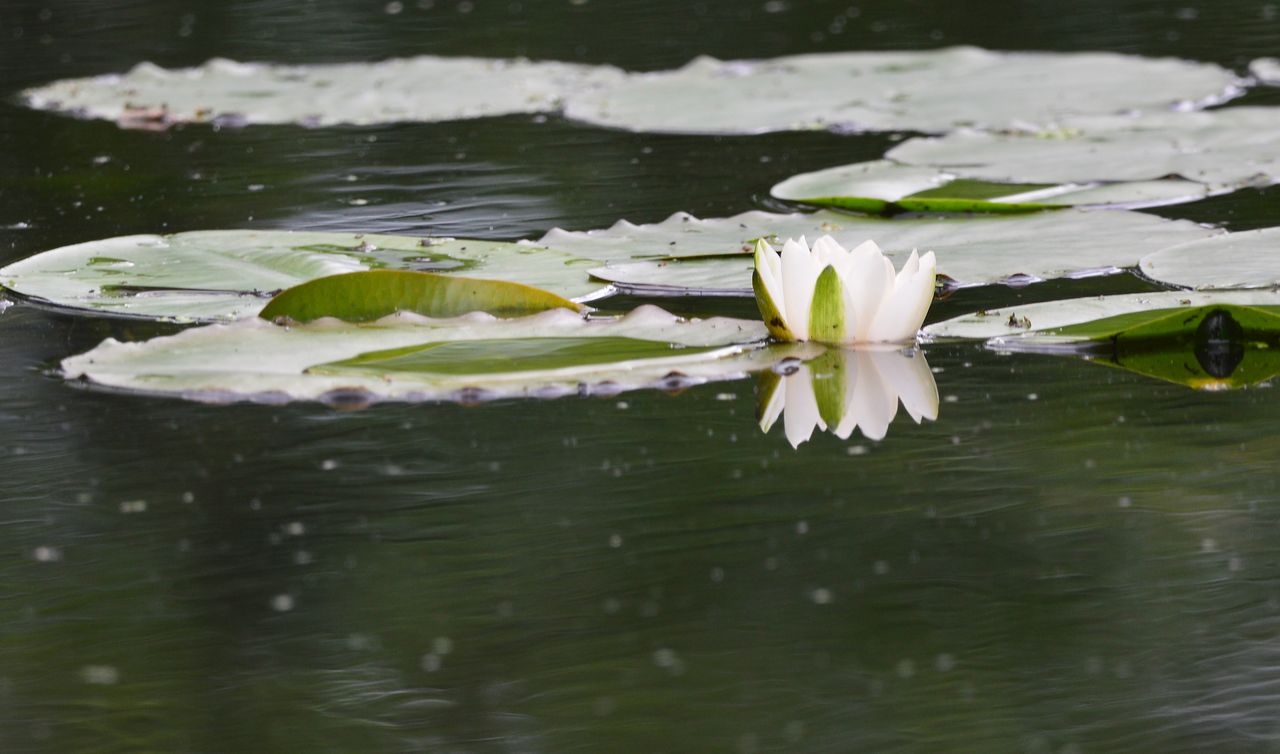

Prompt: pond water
xmin=3 ymin=1 xmax=1280 ymax=751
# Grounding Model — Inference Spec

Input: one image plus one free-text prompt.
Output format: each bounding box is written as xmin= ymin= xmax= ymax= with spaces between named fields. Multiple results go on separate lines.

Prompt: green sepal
xmin=752 ymin=243 xmax=795 ymax=341
xmin=807 ymin=265 xmax=846 ymax=346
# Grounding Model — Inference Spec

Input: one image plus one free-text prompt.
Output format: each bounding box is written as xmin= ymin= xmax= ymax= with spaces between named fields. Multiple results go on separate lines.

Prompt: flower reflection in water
xmin=757 ymin=346 xmax=939 ymax=448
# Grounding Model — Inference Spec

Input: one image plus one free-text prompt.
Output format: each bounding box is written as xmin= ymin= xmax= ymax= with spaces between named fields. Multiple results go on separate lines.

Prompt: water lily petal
xmin=866 ymin=250 xmax=936 ymax=343
xmin=781 ymin=237 xmax=820 ymax=339
xmin=869 ymin=348 xmax=939 ymax=423
xmin=841 ymin=242 xmax=895 ymax=341
xmin=847 ymin=350 xmax=898 ymax=441
xmin=782 ymin=363 xmax=824 ymax=448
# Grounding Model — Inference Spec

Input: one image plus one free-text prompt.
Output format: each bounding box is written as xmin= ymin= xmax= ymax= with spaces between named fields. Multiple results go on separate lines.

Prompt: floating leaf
xmin=259 ymin=270 xmax=583 ymax=323
xmin=771 ymin=160 xmax=1212 ymax=214
xmin=1139 ymin=227 xmax=1280 ymax=290
xmin=1252 ymin=57 xmax=1280 ymax=85
xmin=923 ymin=290 xmax=1280 ymax=341
xmin=0 ymin=230 xmax=607 ymax=322
xmin=22 ymin=57 xmax=626 ymax=128
xmin=562 ymin=47 xmax=1240 ymax=135
xmin=561 ymin=210 xmax=1219 ymax=294
xmin=987 ymin=304 xmax=1280 ymax=391
xmin=60 ymin=306 xmax=775 ymax=404
xmin=887 ymin=107 xmax=1280 ymax=191
xmin=24 ymin=50 xmax=1240 ymax=134
xmin=1074 ymin=308 xmax=1280 ymax=390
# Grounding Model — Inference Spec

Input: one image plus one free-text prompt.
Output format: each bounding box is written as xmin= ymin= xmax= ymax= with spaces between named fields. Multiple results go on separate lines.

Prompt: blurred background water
xmin=2 ymin=1 xmax=1280 ymax=751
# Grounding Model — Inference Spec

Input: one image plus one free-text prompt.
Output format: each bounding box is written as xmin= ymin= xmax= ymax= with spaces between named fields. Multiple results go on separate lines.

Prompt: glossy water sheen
xmin=3 ymin=1 xmax=1280 ymax=751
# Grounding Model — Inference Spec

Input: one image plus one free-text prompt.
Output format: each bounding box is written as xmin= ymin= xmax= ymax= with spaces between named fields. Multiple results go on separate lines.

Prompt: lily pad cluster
xmin=7 ymin=46 xmax=1280 ymax=440
xmin=24 ymin=48 xmax=1240 ymax=133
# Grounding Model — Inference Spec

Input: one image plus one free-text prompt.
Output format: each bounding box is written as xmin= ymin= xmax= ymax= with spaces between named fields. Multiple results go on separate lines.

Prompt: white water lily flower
xmin=753 ymin=235 xmax=936 ymax=345
xmin=758 ymin=347 xmax=939 ymax=448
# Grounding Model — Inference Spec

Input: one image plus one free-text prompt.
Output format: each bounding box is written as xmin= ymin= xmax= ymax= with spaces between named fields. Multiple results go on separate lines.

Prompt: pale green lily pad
xmin=22 ymin=57 xmax=626 ymax=128
xmin=59 ymin=306 xmax=774 ymax=404
xmin=559 ymin=209 xmax=1219 ymax=294
xmin=0 ymin=230 xmax=608 ymax=322
xmin=771 ymin=159 xmax=1213 ymax=213
xmin=1252 ymin=58 xmax=1280 ymax=85
xmin=562 ymin=47 xmax=1240 ymax=135
xmin=922 ymin=290 xmax=1280 ymax=341
xmin=888 ymin=107 xmax=1280 ymax=190
xmin=1139 ymin=227 xmax=1280 ymax=290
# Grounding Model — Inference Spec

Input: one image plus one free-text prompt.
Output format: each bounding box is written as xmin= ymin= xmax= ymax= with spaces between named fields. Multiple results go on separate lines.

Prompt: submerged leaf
xmin=259 ymin=270 xmax=584 ymax=323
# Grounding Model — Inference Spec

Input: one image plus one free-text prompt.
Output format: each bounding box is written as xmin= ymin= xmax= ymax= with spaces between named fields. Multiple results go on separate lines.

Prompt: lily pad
xmin=259 ymin=270 xmax=584 ymax=323
xmin=887 ymin=107 xmax=1280 ymax=190
xmin=22 ymin=56 xmax=626 ymax=128
xmin=1138 ymin=227 xmax=1280 ymax=289
xmin=562 ymin=47 xmax=1240 ymax=135
xmin=1252 ymin=58 xmax=1280 ymax=85
xmin=952 ymin=302 xmax=1280 ymax=391
xmin=1066 ymin=307 xmax=1280 ymax=390
xmin=770 ymin=160 xmax=1213 ymax=213
xmin=922 ymin=290 xmax=1280 ymax=341
xmin=59 ymin=306 xmax=777 ymax=404
xmin=0 ymin=230 xmax=608 ymax=322
xmin=555 ymin=209 xmax=1220 ymax=294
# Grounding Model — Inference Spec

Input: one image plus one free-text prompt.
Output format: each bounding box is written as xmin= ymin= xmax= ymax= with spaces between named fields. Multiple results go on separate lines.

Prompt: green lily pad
xmin=771 ymin=160 xmax=1213 ymax=214
xmin=1138 ymin=227 xmax=1280 ymax=290
xmin=259 ymin=270 xmax=583 ymax=323
xmin=22 ymin=56 xmax=626 ymax=128
xmin=1252 ymin=58 xmax=1280 ymax=85
xmin=887 ymin=107 xmax=1280 ymax=190
xmin=560 ymin=210 xmax=1219 ymax=294
xmin=59 ymin=306 xmax=775 ymax=404
xmin=986 ymin=304 xmax=1280 ymax=391
xmin=0 ymin=230 xmax=608 ymax=322
xmin=562 ymin=47 xmax=1240 ymax=135
xmin=1077 ymin=308 xmax=1280 ymax=390
xmin=922 ymin=290 xmax=1280 ymax=341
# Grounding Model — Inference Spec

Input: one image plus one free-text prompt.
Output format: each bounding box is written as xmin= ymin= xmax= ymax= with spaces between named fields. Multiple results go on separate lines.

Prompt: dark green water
xmin=3 ymin=1 xmax=1280 ymax=751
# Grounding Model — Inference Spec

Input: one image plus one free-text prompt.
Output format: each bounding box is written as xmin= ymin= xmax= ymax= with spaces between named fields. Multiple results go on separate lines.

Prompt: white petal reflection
xmin=757 ymin=347 xmax=939 ymax=448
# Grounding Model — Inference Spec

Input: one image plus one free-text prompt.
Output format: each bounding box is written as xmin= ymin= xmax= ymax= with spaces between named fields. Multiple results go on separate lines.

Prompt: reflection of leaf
xmin=771 ymin=160 xmax=1209 ymax=214
xmin=758 ymin=347 xmax=938 ymax=447
xmin=259 ymin=270 xmax=584 ymax=323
